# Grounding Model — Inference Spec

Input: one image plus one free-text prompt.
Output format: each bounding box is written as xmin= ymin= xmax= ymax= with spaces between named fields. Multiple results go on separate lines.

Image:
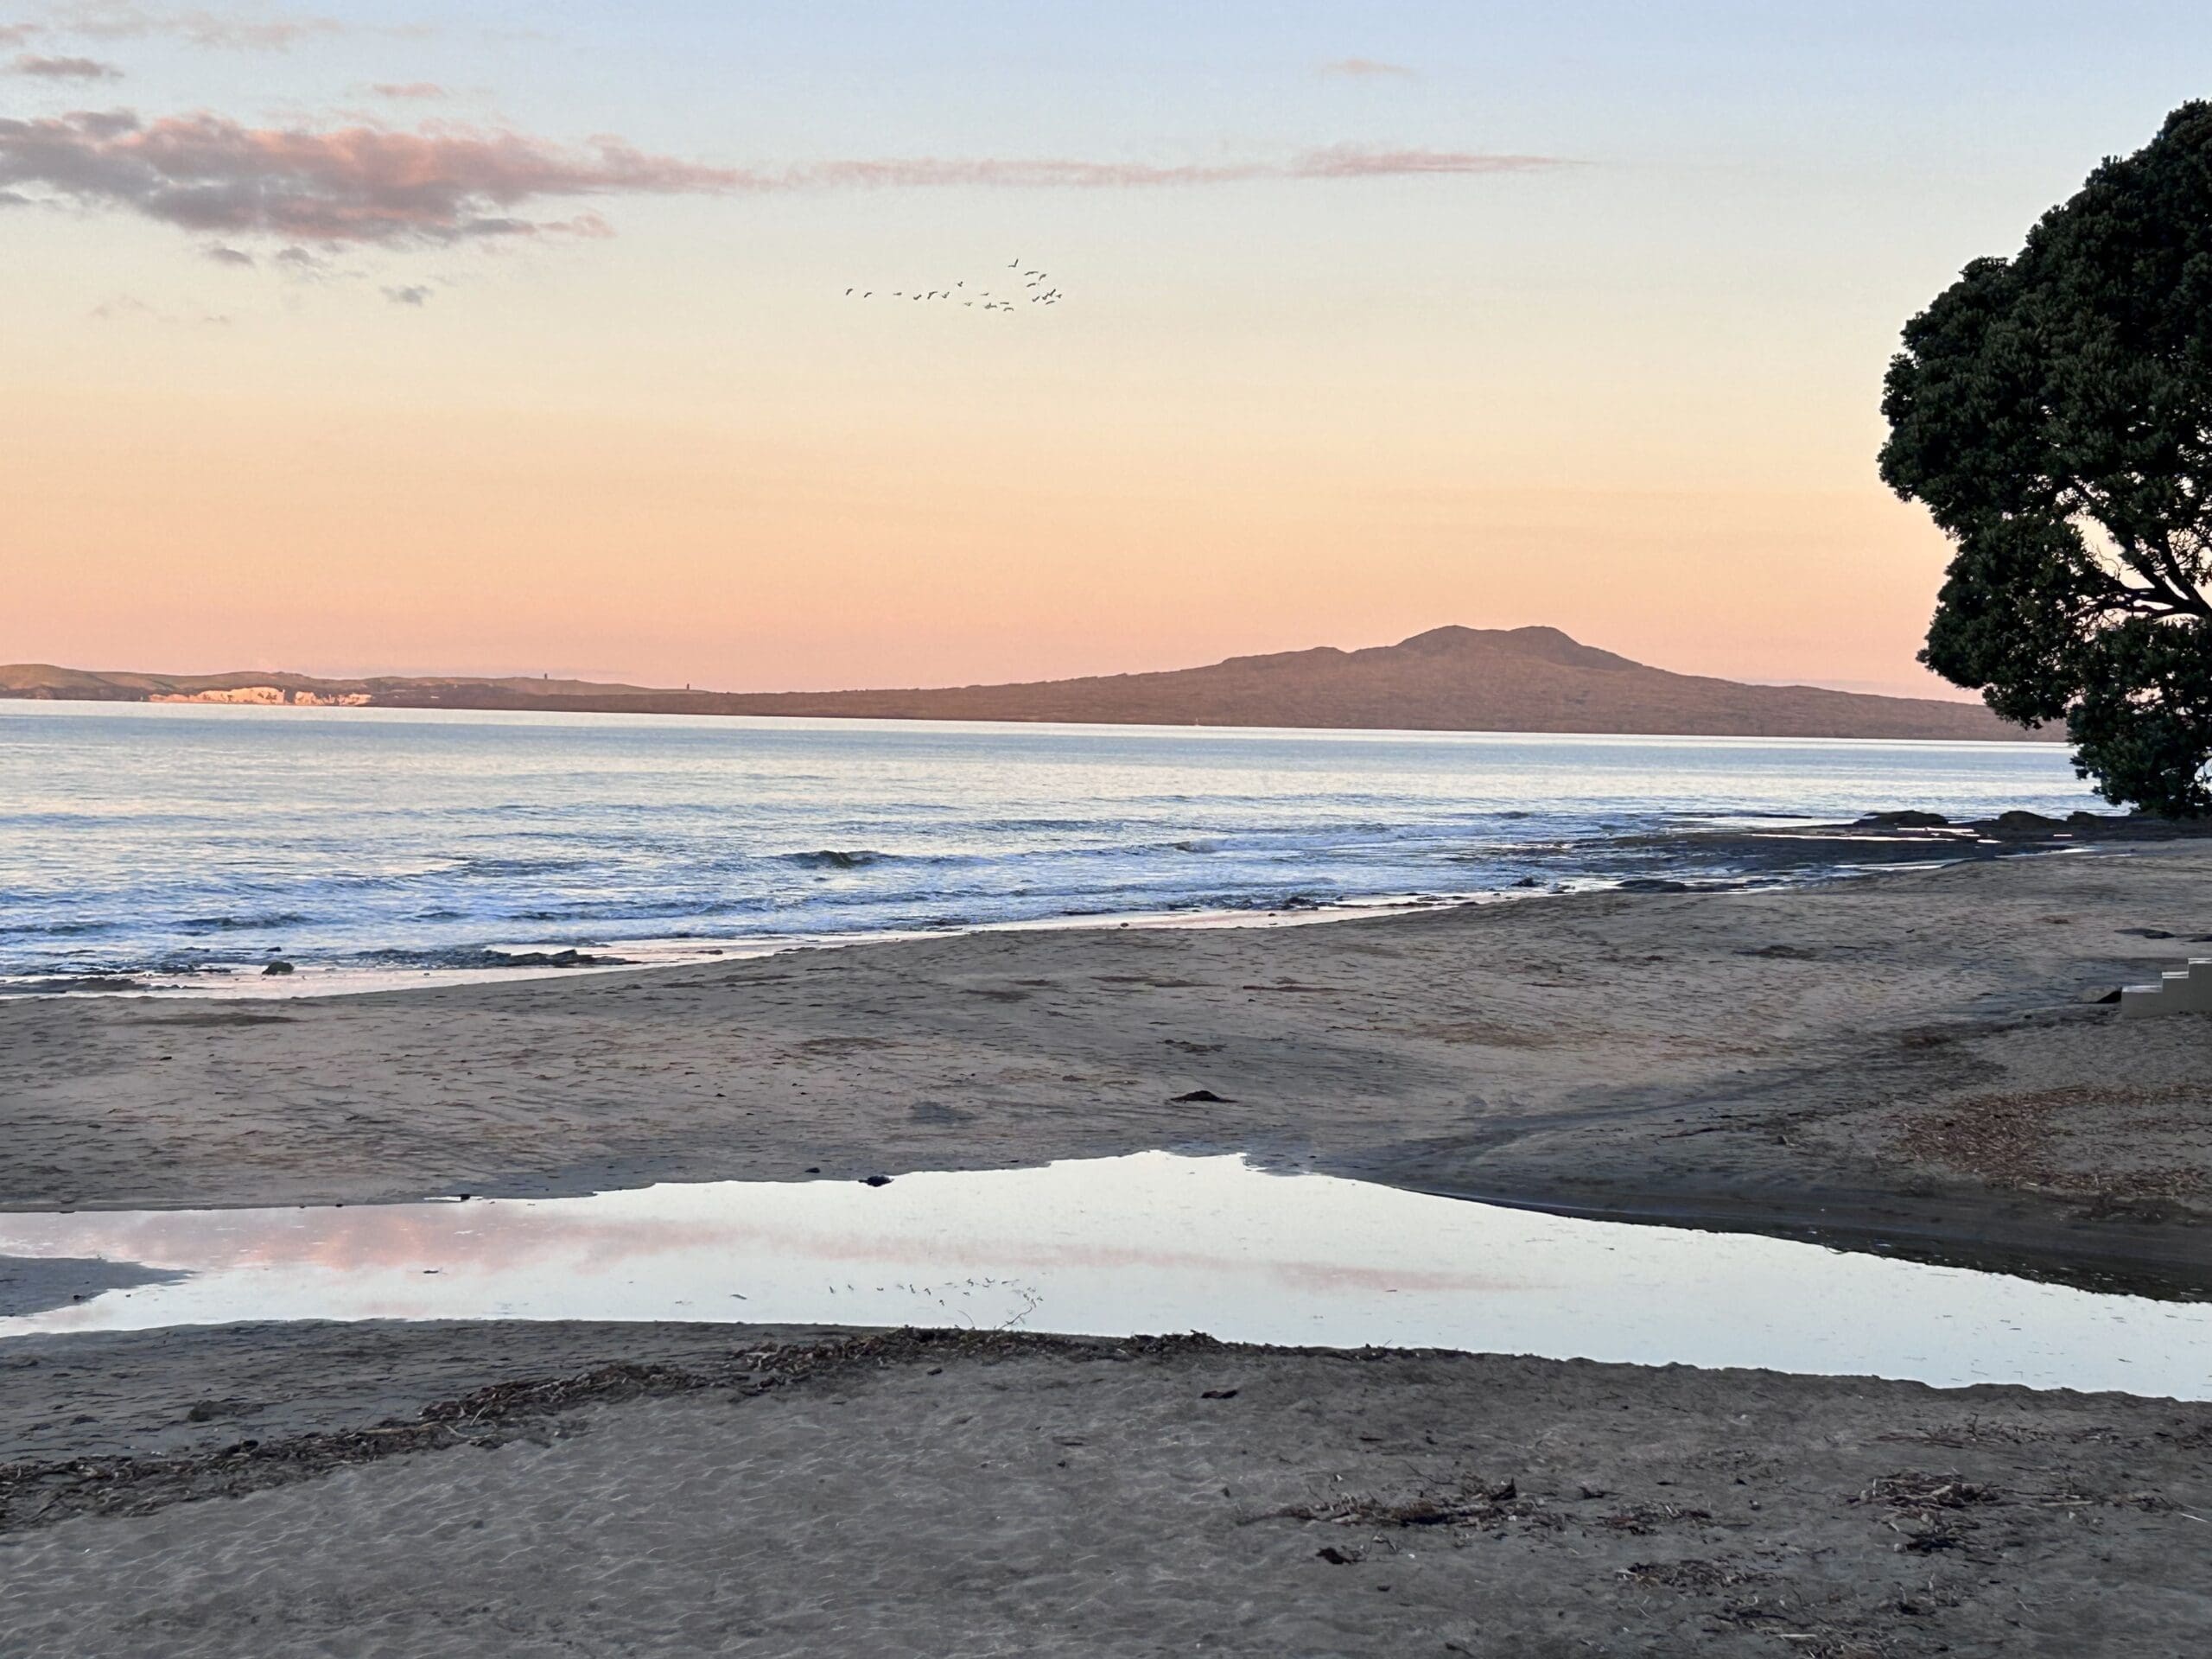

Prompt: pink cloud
xmin=780 ymin=146 xmax=1560 ymax=191
xmin=0 ymin=108 xmax=744 ymax=242
xmin=46 ymin=3 xmax=346 ymax=50
xmin=87 ymin=291 xmax=229 ymax=324
xmin=11 ymin=52 xmax=123 ymax=78
xmin=0 ymin=107 xmax=1567 ymax=250
xmin=1319 ymin=57 xmax=1417 ymax=79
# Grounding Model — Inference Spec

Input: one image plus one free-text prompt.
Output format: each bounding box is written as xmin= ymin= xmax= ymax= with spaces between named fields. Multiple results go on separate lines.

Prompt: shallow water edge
xmin=3 ymin=1154 xmax=2205 ymax=1400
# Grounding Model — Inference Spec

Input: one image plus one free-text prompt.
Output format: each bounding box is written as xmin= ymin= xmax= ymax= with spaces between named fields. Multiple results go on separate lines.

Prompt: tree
xmin=1879 ymin=102 xmax=2212 ymax=815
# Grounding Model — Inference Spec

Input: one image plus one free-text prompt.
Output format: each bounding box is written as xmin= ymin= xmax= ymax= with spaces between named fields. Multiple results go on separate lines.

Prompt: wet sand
xmin=3 ymin=847 xmax=2209 ymax=1654
xmin=3 ymin=842 xmax=2208 ymax=1289
xmin=3 ymin=1323 xmax=2209 ymax=1657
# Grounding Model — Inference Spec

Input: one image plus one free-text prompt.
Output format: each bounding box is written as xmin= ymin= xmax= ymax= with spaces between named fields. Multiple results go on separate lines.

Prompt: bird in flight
xmin=842 ymin=258 xmax=1064 ymax=315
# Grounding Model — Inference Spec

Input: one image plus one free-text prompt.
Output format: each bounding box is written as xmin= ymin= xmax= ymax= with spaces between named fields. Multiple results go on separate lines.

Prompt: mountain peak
xmin=1389 ymin=625 xmax=1638 ymax=671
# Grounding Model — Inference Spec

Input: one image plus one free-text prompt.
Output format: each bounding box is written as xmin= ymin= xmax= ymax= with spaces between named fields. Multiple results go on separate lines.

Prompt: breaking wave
xmin=0 ymin=702 xmax=2099 ymax=983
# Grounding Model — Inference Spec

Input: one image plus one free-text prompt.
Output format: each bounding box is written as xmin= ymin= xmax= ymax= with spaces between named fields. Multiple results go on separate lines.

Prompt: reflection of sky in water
xmin=3 ymin=1154 xmax=2205 ymax=1401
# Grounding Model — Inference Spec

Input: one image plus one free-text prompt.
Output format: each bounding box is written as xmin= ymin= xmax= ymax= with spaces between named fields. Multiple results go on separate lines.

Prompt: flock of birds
xmin=843 ymin=257 xmax=1063 ymax=312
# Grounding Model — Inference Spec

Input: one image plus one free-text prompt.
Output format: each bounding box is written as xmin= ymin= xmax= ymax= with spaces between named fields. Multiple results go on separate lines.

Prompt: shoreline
xmin=1399 ymin=1172 xmax=2209 ymax=1300
xmin=0 ymin=890 xmax=1497 ymax=1004
xmin=3 ymin=838 xmax=2207 ymax=1296
xmin=5 ymin=807 xmax=2192 ymax=1005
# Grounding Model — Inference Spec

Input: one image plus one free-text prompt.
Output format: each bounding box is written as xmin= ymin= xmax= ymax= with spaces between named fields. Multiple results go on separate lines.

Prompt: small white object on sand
xmin=2120 ymin=957 xmax=2212 ymax=1017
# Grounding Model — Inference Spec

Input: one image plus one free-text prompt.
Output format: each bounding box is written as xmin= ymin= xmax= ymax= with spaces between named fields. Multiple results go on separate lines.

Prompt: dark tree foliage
xmin=1880 ymin=103 xmax=2212 ymax=815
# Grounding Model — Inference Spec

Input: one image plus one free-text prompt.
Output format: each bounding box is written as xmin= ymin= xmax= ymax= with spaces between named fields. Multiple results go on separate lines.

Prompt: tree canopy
xmin=1879 ymin=102 xmax=2212 ymax=815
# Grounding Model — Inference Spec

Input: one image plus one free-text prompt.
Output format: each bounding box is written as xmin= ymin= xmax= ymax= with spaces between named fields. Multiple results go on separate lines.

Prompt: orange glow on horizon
xmin=4 ymin=363 xmax=1965 ymax=701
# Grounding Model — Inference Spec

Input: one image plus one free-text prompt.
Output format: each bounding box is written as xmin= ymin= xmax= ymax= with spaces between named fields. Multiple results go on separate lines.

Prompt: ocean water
xmin=0 ymin=701 xmax=2097 ymax=989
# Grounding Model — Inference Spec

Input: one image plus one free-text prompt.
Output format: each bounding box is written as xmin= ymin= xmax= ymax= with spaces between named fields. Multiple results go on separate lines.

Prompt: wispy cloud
xmin=0 ymin=109 xmax=742 ymax=242
xmin=41 ymin=3 xmax=347 ymax=50
xmin=89 ymin=291 xmax=229 ymax=324
xmin=1319 ymin=57 xmax=1416 ymax=79
xmin=200 ymin=240 xmax=251 ymax=264
xmin=0 ymin=23 xmax=45 ymax=47
xmin=369 ymin=80 xmax=445 ymax=100
xmin=381 ymin=282 xmax=430 ymax=305
xmin=11 ymin=51 xmax=121 ymax=77
xmin=1 ymin=106 xmax=1567 ymax=255
xmin=772 ymin=145 xmax=1557 ymax=190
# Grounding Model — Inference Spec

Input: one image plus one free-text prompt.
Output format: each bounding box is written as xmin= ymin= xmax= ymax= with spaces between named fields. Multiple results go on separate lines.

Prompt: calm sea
xmin=0 ymin=702 xmax=2096 ymax=990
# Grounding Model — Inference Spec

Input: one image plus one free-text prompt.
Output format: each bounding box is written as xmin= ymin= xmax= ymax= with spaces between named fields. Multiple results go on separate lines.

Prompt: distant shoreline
xmin=0 ymin=624 xmax=2050 ymax=742
xmin=0 ymin=693 xmax=2056 ymax=745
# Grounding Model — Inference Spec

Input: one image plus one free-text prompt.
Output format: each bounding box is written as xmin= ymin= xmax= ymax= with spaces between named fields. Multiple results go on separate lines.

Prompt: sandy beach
xmin=3 ymin=846 xmax=2209 ymax=1655
xmin=4 ymin=840 xmax=2208 ymax=1286
xmin=3 ymin=1324 xmax=2209 ymax=1656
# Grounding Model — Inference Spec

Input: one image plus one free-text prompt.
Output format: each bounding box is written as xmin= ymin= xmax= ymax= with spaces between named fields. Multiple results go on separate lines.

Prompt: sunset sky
xmin=7 ymin=2 xmax=2211 ymax=696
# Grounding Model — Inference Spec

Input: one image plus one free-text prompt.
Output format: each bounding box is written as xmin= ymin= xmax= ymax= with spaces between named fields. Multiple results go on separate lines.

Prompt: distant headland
xmin=0 ymin=626 xmax=2049 ymax=742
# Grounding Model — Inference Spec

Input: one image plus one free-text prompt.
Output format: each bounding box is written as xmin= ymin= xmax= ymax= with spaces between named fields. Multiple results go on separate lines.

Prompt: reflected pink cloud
xmin=0 ymin=1187 xmax=1525 ymax=1299
xmin=10 ymin=1155 xmax=2209 ymax=1402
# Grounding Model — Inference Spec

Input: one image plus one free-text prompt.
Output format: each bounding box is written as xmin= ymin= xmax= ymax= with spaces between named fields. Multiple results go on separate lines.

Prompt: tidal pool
xmin=1 ymin=1153 xmax=2204 ymax=1400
